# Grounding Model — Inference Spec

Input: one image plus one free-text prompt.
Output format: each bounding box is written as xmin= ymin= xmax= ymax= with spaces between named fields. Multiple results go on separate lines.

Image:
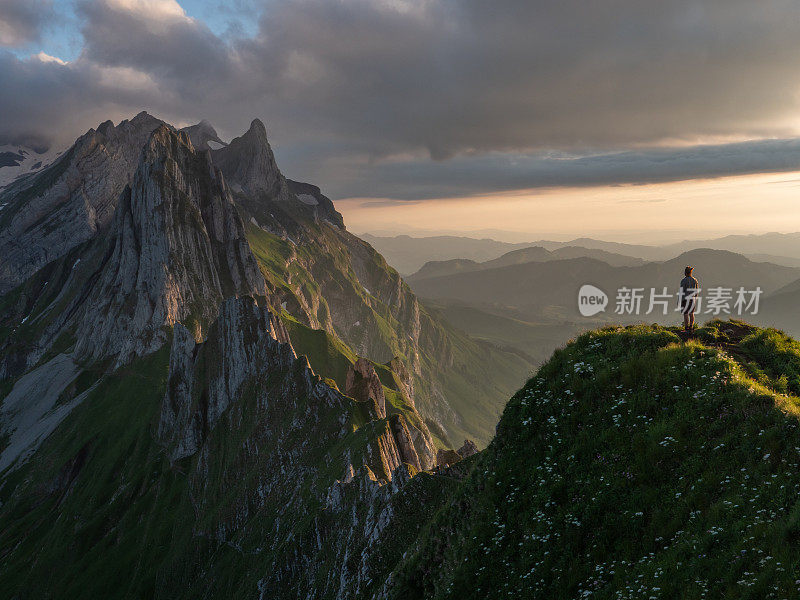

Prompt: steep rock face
xmin=211 ymin=119 xmax=291 ymax=203
xmin=152 ymin=295 xmax=440 ymax=597
xmin=0 ymin=125 xmax=268 ymax=374
xmin=371 ymin=422 xmax=406 ymax=477
xmin=389 ymin=413 xmax=422 ymax=472
xmin=72 ymin=126 xmax=268 ymax=363
xmin=158 ymin=296 xmax=291 ymax=461
xmin=159 ymin=296 xmax=425 ymax=479
xmin=213 ymin=119 xmax=345 ymax=232
xmin=388 ymin=356 xmax=415 ymax=401
xmin=0 ymin=112 xmax=164 ymax=293
xmin=346 ymin=357 xmax=387 ymax=419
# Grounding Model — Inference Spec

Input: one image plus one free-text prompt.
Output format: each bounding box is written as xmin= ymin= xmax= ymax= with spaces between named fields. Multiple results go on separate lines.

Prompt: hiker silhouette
xmin=680 ymin=266 xmax=699 ymax=331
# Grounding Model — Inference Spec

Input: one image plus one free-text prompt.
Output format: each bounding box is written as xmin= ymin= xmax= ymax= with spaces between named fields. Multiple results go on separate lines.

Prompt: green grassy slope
xmin=0 ymin=347 xmax=199 ymax=599
xmin=283 ymin=312 xmax=447 ymax=453
xmin=0 ymin=332 xmax=461 ymax=599
xmin=391 ymin=320 xmax=800 ymax=599
xmin=424 ymin=299 xmax=585 ymax=365
xmin=245 ymin=222 xmax=533 ymax=447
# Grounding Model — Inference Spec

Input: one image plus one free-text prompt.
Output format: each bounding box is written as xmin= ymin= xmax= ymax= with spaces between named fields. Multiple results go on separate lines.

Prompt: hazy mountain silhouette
xmin=409 ymin=248 xmax=800 ymax=323
xmin=409 ymin=245 xmax=644 ymax=281
xmin=366 ymin=232 xmax=800 ymax=276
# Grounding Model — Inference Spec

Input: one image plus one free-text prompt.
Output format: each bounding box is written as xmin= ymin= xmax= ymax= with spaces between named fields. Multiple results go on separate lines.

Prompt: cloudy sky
xmin=3 ymin=0 xmax=800 ymax=241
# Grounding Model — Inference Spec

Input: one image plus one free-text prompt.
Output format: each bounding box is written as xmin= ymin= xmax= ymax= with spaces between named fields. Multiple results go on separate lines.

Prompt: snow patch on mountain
xmin=0 ymin=144 xmax=63 ymax=191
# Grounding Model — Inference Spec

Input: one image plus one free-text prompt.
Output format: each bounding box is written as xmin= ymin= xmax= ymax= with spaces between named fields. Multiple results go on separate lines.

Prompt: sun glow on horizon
xmin=337 ymin=171 xmax=800 ymax=244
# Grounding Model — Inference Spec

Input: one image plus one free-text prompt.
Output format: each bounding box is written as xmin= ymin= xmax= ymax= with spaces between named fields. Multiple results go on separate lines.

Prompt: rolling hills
xmin=408 ymin=245 xmax=644 ymax=282
xmin=365 ymin=232 xmax=800 ymax=276
xmin=408 ymin=248 xmax=800 ymax=323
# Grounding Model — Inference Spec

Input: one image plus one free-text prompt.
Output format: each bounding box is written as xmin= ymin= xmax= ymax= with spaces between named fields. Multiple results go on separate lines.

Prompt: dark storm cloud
xmin=323 ymin=138 xmax=800 ymax=200
xmin=0 ymin=0 xmax=53 ymax=46
xmin=3 ymin=0 xmax=800 ymax=198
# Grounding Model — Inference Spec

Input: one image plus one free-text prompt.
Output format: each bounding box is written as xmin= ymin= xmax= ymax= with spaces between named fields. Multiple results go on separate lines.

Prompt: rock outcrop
xmin=434 ymin=440 xmax=477 ymax=467
xmin=389 ymin=413 xmax=422 ymax=472
xmin=212 ymin=119 xmax=345 ymax=233
xmin=211 ymin=119 xmax=291 ymax=202
xmin=345 ymin=357 xmax=386 ymax=419
xmin=436 ymin=448 xmax=463 ymax=467
xmin=0 ymin=111 xmax=164 ymax=293
xmin=457 ymin=439 xmax=479 ymax=458
xmin=71 ymin=126 xmax=268 ymax=363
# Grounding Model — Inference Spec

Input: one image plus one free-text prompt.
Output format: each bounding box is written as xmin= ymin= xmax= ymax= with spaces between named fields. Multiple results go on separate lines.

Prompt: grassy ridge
xmin=244 ymin=223 xmax=533 ymax=446
xmin=391 ymin=321 xmax=800 ymax=599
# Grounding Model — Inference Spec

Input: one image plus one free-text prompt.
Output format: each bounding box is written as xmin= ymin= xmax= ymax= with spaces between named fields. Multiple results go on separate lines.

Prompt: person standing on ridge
xmin=680 ymin=266 xmax=699 ymax=332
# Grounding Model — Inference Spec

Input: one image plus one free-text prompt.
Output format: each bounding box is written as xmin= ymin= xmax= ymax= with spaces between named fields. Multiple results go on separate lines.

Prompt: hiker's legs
xmin=683 ymin=312 xmax=689 ymax=329
xmin=689 ymin=312 xmax=695 ymax=330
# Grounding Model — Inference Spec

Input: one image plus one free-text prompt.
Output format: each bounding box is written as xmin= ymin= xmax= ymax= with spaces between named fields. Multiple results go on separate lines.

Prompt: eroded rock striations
xmin=0 ymin=112 xmax=164 ymax=294
xmin=0 ymin=125 xmax=268 ymax=374
xmin=72 ymin=126 xmax=268 ymax=363
xmin=158 ymin=297 xmax=292 ymax=461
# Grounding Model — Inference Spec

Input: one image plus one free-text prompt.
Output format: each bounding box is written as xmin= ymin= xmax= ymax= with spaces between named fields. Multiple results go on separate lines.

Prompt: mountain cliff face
xmin=0 ymin=112 xmax=164 ymax=294
xmin=0 ymin=112 xmax=527 ymax=599
xmin=74 ymin=126 xmax=267 ymax=360
xmin=218 ymin=120 xmax=530 ymax=446
xmin=0 ymin=294 xmax=459 ymax=599
xmin=0 ymin=125 xmax=267 ymax=377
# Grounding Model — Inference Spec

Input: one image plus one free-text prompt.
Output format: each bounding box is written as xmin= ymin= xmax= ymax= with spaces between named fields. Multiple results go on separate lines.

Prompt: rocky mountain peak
xmin=4 ymin=124 xmax=271 ymax=369
xmin=246 ymin=117 xmax=268 ymax=140
xmin=130 ymin=110 xmax=159 ymax=126
xmin=211 ymin=118 xmax=289 ymax=201
xmin=0 ymin=112 xmax=166 ymax=293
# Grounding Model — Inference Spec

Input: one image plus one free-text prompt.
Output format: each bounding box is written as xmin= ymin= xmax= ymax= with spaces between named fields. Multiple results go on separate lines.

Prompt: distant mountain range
xmin=365 ymin=232 xmax=800 ymax=274
xmin=408 ymin=245 xmax=644 ymax=282
xmin=403 ymin=246 xmax=800 ymax=363
xmin=409 ymin=248 xmax=800 ymax=320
